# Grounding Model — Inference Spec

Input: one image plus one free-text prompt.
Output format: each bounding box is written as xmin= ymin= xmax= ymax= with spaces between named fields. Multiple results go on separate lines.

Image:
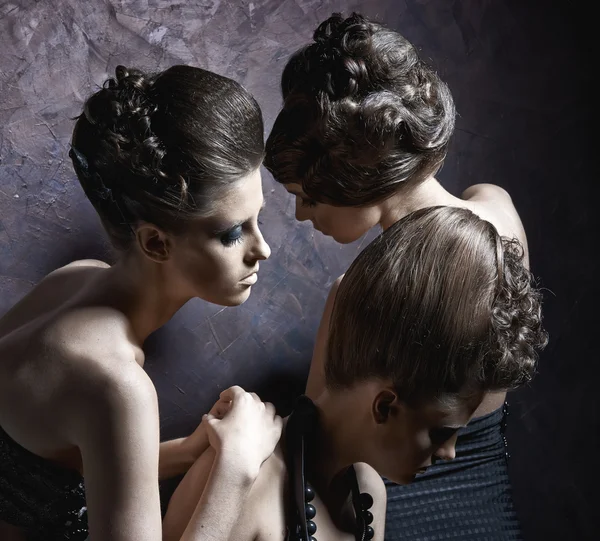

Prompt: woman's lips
xmin=240 ymin=272 xmax=258 ymax=285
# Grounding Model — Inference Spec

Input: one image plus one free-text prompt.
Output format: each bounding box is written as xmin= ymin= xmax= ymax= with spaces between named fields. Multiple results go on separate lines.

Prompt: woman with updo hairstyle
xmin=0 ymin=65 xmax=280 ymax=541
xmin=161 ymin=206 xmax=547 ymax=541
xmin=266 ymin=12 xmax=535 ymax=540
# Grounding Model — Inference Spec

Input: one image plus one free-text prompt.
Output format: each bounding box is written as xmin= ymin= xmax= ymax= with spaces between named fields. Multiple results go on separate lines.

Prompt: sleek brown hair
xmin=265 ymin=12 xmax=455 ymax=206
xmin=327 ymin=206 xmax=547 ymax=404
xmin=71 ymin=65 xmax=264 ymax=250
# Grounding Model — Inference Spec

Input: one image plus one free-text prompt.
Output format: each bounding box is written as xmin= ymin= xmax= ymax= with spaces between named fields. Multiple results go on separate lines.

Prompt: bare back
xmin=0 ymin=260 xmax=161 ymax=540
xmin=306 ymin=183 xmax=529 ymax=417
xmin=0 ymin=260 xmax=140 ymax=466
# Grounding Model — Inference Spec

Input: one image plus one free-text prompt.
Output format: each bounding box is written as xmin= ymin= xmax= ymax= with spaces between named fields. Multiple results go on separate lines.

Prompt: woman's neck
xmin=379 ymin=176 xmax=465 ymax=231
xmin=95 ymin=255 xmax=192 ymax=347
xmin=306 ymin=393 xmax=362 ymax=495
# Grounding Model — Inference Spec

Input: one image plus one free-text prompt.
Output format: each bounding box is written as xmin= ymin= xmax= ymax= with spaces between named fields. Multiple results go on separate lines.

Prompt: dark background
xmin=0 ymin=1 xmax=595 ymax=539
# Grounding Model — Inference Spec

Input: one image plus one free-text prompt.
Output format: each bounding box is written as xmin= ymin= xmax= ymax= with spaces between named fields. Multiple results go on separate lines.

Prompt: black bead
xmin=305 ymin=503 xmax=316 ymax=520
xmin=365 ymin=525 xmax=375 ymax=540
xmin=310 ymin=538 xmax=317 ymax=541
xmin=307 ymin=520 xmax=317 ymax=535
xmin=304 ymin=484 xmax=315 ymax=502
xmin=359 ymin=492 xmax=374 ymax=510
xmin=364 ymin=510 xmax=374 ymax=525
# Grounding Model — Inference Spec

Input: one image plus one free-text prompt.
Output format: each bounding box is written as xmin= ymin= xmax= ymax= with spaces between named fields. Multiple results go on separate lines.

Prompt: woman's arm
xmin=159 ymin=437 xmax=202 ymax=481
xmin=72 ymin=362 xmax=163 ymax=541
xmin=305 ymin=276 xmax=343 ymax=399
xmin=71 ymin=356 xmax=280 ymax=541
xmin=177 ymin=448 xmax=259 ymax=541
xmin=163 ymin=388 xmax=283 ymax=541
xmin=158 ymin=390 xmax=236 ymax=481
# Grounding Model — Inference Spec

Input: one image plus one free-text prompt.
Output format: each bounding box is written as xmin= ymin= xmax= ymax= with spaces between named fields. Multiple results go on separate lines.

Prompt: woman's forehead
xmin=205 ymin=169 xmax=264 ymax=220
xmin=410 ymin=396 xmax=480 ymax=428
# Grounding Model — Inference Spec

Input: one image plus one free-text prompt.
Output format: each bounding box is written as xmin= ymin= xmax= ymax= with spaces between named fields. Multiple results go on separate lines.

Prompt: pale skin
xmin=164 ymin=380 xmax=480 ymax=541
xmin=160 ymin=178 xmax=515 ymax=538
xmin=286 ymin=177 xmax=529 ymax=417
xmin=0 ymin=169 xmax=277 ymax=541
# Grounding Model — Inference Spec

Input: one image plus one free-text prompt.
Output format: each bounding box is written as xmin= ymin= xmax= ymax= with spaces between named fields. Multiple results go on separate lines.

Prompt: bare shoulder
xmin=69 ymin=348 xmax=154 ymax=411
xmin=46 ymin=304 xmax=135 ymax=359
xmin=58 ymin=259 xmax=111 ymax=270
xmin=332 ymin=274 xmax=344 ymax=289
xmin=353 ymin=462 xmax=386 ymax=502
xmin=354 ymin=463 xmax=387 ymax=541
xmin=325 ymin=274 xmax=344 ymax=312
xmin=41 ymin=306 xmax=149 ymax=418
xmin=61 ymin=339 xmax=156 ymax=444
xmin=306 ymin=275 xmax=344 ymax=398
xmin=325 ymin=275 xmax=344 ymax=315
xmin=42 ymin=259 xmax=110 ymax=282
xmin=461 ymin=184 xmax=528 ymax=257
xmin=230 ymin=444 xmax=288 ymax=541
xmin=461 ymin=183 xmax=513 ymax=203
xmin=460 ymin=183 xmax=521 ymax=227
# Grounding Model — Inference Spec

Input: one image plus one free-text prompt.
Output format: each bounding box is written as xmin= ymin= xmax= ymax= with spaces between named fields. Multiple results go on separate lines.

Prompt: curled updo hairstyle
xmin=71 ymin=65 xmax=264 ymax=249
xmin=265 ymin=13 xmax=455 ymax=206
xmin=327 ymin=206 xmax=548 ymax=405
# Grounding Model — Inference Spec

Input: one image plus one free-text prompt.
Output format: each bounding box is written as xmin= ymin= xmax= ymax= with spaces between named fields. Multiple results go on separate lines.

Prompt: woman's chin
xmin=323 ymin=229 xmax=365 ymax=244
xmin=385 ymin=472 xmax=418 ymax=485
xmin=200 ymin=286 xmax=252 ymax=307
xmin=233 ymin=287 xmax=253 ymax=305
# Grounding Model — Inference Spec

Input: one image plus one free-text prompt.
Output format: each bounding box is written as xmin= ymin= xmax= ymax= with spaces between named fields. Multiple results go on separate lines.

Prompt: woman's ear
xmin=372 ymin=388 xmax=400 ymax=424
xmin=136 ymin=224 xmax=172 ymax=263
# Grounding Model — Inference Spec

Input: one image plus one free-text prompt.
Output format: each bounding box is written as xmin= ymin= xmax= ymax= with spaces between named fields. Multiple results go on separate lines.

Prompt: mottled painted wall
xmin=0 ymin=1 xmax=595 ymax=539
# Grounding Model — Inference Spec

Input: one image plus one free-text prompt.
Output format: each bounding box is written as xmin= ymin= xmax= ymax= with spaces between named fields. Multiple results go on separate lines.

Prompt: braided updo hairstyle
xmin=327 ymin=206 xmax=548 ymax=405
xmin=71 ymin=65 xmax=264 ymax=249
xmin=265 ymin=13 xmax=455 ymax=206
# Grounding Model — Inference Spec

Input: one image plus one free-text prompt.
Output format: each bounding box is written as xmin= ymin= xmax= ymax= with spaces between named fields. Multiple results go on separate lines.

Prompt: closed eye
xmin=298 ymin=196 xmax=317 ymax=208
xmin=429 ymin=426 xmax=460 ymax=446
xmin=220 ymin=224 xmax=243 ymax=247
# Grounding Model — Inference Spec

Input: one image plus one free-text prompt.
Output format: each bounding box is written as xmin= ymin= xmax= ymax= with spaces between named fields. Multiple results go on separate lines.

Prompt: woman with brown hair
xmin=265 ymin=12 xmax=536 ymax=540
xmin=163 ymin=206 xmax=547 ymax=541
xmin=0 ymin=64 xmax=279 ymax=541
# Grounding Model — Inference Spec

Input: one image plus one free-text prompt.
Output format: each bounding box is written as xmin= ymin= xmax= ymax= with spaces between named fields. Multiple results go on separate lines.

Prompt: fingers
xmin=212 ymin=403 xmax=230 ymax=419
xmin=273 ymin=414 xmax=283 ymax=433
xmin=219 ymin=385 xmax=245 ymax=401
xmin=264 ymin=401 xmax=277 ymax=418
xmin=217 ymin=387 xmax=279 ymax=420
xmin=210 ymin=396 xmax=233 ymax=417
xmin=204 ymin=413 xmax=218 ymax=425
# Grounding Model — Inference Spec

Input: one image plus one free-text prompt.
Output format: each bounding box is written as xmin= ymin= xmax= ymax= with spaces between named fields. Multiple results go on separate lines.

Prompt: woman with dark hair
xmin=265 ymin=12 xmax=535 ymax=540
xmin=162 ymin=206 xmax=547 ymax=541
xmin=0 ymin=65 xmax=279 ymax=541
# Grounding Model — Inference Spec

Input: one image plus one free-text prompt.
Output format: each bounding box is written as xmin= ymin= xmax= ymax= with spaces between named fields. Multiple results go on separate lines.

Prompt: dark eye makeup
xmin=219 ymin=224 xmax=243 ymax=247
xmin=429 ymin=426 xmax=460 ymax=446
xmin=212 ymin=201 xmax=266 ymax=247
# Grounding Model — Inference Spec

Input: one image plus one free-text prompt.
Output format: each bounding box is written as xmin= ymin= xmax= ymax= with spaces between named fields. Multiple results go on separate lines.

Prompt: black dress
xmin=385 ymin=404 xmax=522 ymax=541
xmin=0 ymin=424 xmax=88 ymax=540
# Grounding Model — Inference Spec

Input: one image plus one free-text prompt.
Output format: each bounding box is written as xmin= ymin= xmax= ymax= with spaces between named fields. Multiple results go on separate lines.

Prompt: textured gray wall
xmin=0 ymin=1 xmax=595 ymax=539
